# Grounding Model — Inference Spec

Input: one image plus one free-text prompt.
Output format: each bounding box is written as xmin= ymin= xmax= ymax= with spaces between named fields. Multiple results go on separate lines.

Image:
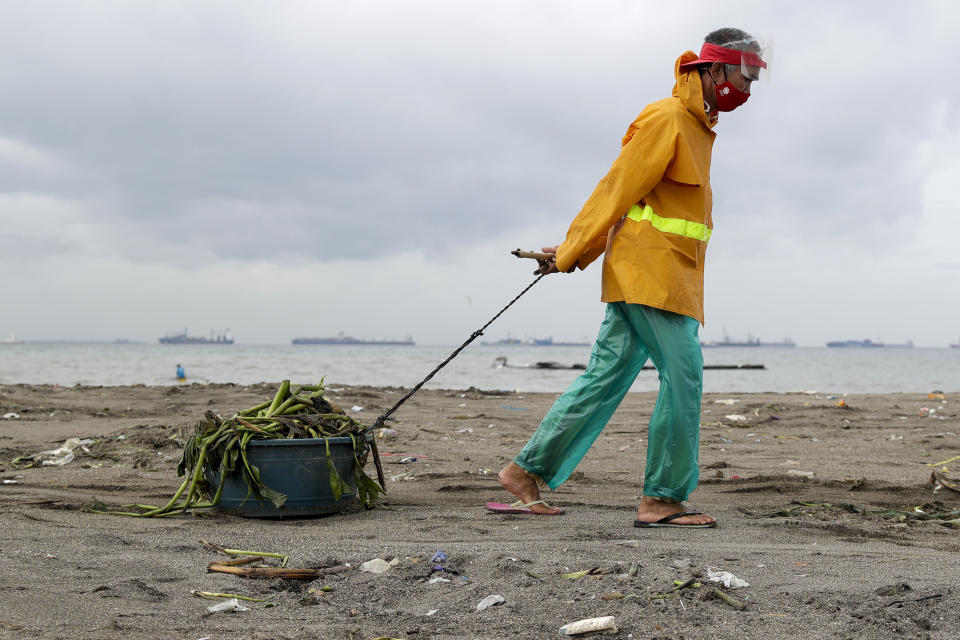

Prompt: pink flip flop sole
xmin=485 ymin=501 xmax=564 ymax=515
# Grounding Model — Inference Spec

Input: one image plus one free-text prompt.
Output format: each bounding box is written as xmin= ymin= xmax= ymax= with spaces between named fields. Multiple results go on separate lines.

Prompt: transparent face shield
xmin=737 ymin=36 xmax=773 ymax=84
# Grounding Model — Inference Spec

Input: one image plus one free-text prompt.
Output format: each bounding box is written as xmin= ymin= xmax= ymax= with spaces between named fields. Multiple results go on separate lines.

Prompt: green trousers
xmin=515 ymin=302 xmax=703 ymax=503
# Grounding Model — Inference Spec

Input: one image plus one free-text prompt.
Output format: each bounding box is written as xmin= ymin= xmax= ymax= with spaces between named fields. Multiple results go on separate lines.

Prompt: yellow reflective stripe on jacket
xmin=626 ymin=204 xmax=712 ymax=243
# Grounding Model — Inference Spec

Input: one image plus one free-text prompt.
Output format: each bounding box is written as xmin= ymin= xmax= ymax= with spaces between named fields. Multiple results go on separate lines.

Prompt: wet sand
xmin=1 ymin=382 xmax=958 ymax=639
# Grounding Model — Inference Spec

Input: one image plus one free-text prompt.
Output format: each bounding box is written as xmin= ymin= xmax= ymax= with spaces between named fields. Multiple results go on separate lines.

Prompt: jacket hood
xmin=672 ymin=50 xmax=717 ymax=129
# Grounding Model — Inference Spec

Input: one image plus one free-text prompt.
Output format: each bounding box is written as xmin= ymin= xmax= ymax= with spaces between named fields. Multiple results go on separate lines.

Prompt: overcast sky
xmin=1 ymin=0 xmax=958 ymax=347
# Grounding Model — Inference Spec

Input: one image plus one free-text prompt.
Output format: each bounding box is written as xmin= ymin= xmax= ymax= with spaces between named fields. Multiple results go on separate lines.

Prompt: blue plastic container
xmin=206 ymin=434 xmax=371 ymax=518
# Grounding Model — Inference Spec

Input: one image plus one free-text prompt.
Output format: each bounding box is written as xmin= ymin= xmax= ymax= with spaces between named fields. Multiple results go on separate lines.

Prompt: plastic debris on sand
xmin=206 ymin=598 xmax=250 ymax=613
xmin=559 ymin=616 xmax=618 ymax=636
xmin=35 ymin=438 xmax=94 ymax=467
xmin=360 ymin=558 xmax=399 ymax=574
xmin=475 ymin=594 xmax=505 ymax=612
xmin=706 ymin=567 xmax=750 ymax=589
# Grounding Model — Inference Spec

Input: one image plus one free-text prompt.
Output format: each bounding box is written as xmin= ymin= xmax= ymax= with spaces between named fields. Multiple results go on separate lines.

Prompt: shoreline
xmin=1 ymin=383 xmax=958 ymax=638
xmin=5 ymin=343 xmax=960 ymax=394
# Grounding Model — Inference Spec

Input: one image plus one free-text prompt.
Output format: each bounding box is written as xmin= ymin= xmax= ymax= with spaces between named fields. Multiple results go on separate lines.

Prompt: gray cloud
xmin=0 ymin=1 xmax=696 ymax=263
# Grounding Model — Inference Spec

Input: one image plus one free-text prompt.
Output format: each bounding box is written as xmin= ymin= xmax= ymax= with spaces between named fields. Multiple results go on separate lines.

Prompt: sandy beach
xmin=1 ymin=382 xmax=958 ymax=639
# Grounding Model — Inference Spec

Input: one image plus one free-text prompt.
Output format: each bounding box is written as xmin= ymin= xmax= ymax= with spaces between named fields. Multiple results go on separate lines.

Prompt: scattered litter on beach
xmin=201 ymin=540 xmax=290 ymax=568
xmin=361 ymin=558 xmax=398 ymax=574
xmin=711 ymin=588 xmax=747 ymax=610
xmin=927 ymin=454 xmax=960 ymax=468
xmin=191 ymin=590 xmax=268 ymax=603
xmin=706 ymin=567 xmax=750 ymax=589
xmin=748 ymin=500 xmax=960 ymax=526
xmin=559 ymin=615 xmax=618 ymax=635
xmin=475 ymin=594 xmax=505 ymax=612
xmin=208 ymin=555 xmax=348 ymax=580
xmin=2 ymin=412 xmax=20 ymax=419
xmin=561 ymin=568 xmax=603 ymax=579
xmin=929 ymin=471 xmax=960 ymax=495
xmin=725 ymin=414 xmax=748 ymax=422
xmin=13 ymin=437 xmax=94 ymax=468
xmin=8 ymin=383 xmax=960 ymax=637
xmin=206 ymin=598 xmax=249 ymax=613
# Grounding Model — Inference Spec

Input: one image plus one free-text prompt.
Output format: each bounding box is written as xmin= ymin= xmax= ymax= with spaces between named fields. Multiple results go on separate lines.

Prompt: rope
xmin=372 ymin=274 xmax=546 ymax=428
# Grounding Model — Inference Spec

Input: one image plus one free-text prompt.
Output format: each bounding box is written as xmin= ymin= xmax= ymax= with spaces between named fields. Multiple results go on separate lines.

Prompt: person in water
xmin=175 ymin=364 xmax=186 ymax=383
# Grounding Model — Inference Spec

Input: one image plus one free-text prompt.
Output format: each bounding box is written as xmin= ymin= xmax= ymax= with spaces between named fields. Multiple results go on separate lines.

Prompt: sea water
xmin=1 ymin=342 xmax=958 ymax=394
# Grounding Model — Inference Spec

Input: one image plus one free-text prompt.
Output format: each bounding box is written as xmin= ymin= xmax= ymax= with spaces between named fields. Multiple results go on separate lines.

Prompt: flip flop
xmin=633 ymin=511 xmax=717 ymax=528
xmin=485 ymin=500 xmax=564 ymax=515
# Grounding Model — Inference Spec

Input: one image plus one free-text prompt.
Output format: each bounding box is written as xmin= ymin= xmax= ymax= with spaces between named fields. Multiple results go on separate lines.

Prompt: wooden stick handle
xmin=512 ymin=249 xmax=555 ymax=261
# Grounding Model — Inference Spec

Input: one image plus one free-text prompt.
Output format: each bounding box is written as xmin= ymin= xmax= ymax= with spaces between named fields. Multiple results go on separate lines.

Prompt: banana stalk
xmin=265 ymin=379 xmax=291 ymax=416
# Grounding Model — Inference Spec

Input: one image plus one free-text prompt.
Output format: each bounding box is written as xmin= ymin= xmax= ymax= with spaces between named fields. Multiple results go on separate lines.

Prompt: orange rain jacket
xmin=553 ymin=51 xmax=717 ymax=323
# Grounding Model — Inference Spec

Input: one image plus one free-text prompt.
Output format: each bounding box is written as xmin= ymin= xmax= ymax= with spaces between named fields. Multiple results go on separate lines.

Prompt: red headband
xmin=681 ymin=42 xmax=767 ymax=69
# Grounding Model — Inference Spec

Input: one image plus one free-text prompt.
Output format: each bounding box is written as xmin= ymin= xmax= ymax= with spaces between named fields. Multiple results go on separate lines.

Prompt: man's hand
xmin=535 ymin=245 xmax=560 ymax=275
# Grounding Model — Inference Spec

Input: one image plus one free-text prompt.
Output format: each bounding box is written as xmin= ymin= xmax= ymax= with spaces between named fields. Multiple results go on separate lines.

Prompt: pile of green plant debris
xmin=99 ymin=379 xmax=383 ymax=517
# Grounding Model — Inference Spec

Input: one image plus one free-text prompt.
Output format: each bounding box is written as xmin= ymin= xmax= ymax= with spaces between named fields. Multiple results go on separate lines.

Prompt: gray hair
xmin=702 ymin=27 xmax=760 ymax=76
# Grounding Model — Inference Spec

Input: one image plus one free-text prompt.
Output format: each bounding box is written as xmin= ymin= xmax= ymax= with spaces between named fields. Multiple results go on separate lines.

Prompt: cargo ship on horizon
xmin=291 ymin=332 xmax=414 ymax=346
xmin=701 ymin=333 xmax=795 ymax=348
xmin=481 ymin=335 xmax=591 ymax=346
xmin=158 ymin=329 xmax=234 ymax=345
xmin=527 ymin=337 xmax=592 ymax=346
xmin=825 ymin=339 xmax=914 ymax=348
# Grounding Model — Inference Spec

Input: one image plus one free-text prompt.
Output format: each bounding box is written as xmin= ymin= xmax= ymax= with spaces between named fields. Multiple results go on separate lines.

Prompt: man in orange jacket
xmin=490 ymin=28 xmax=769 ymax=528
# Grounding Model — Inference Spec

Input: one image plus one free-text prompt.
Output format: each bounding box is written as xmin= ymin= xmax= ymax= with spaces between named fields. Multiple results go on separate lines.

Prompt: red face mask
xmin=685 ymin=42 xmax=764 ymax=112
xmin=715 ymin=80 xmax=750 ymax=111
